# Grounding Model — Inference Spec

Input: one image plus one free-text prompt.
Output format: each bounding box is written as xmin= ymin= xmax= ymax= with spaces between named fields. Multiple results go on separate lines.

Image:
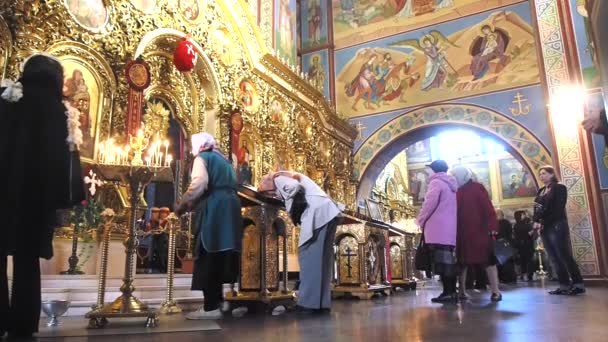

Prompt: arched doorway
xmin=353 ymin=104 xmax=553 ymax=202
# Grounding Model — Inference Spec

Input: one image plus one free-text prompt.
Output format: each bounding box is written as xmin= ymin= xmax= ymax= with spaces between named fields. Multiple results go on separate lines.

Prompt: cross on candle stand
xmin=342 ymin=246 xmax=357 ymax=278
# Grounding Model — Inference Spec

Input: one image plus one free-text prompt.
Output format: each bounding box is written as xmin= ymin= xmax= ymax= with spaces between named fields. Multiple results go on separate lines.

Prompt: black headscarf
xmin=0 ymin=55 xmax=85 ymax=258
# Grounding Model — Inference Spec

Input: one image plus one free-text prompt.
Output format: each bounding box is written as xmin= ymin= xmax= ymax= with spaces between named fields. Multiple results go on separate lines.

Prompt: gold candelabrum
xmin=159 ymin=213 xmax=182 ymax=314
xmin=129 ymin=128 xmax=149 ymax=166
xmin=88 ymin=209 xmax=116 ymax=328
xmin=86 ymin=158 xmax=173 ymax=328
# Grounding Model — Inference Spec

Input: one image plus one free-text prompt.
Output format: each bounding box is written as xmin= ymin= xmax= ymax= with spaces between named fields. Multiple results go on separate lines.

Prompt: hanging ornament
xmin=173 ymin=38 xmax=198 ymax=72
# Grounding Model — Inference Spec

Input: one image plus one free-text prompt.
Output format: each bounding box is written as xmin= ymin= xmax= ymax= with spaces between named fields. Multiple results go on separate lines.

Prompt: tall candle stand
xmin=61 ymin=205 xmax=85 ymax=275
xmin=159 ymin=213 xmax=182 ymax=314
xmin=535 ymin=241 xmax=548 ymax=279
xmin=85 ymin=164 xmax=173 ymax=328
xmin=88 ymin=209 xmax=116 ymax=328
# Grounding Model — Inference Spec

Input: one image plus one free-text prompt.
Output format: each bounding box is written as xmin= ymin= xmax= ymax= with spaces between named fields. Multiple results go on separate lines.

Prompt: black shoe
xmin=315 ymin=308 xmax=331 ymax=314
xmin=548 ymin=288 xmax=568 ymax=295
xmin=567 ymin=287 xmax=586 ymax=296
xmin=458 ymin=293 xmax=468 ymax=301
xmin=491 ymin=293 xmax=502 ymax=302
xmin=431 ymin=293 xmax=457 ymax=303
xmin=295 ymin=305 xmax=316 ymax=314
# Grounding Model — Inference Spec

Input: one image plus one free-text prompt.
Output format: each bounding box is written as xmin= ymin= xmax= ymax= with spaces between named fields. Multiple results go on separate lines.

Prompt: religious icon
xmin=179 ymin=0 xmax=200 ymax=22
xmin=307 ymin=54 xmax=325 ymax=93
xmin=307 ymin=0 xmax=323 ymax=45
xmin=129 ymin=0 xmax=157 ymax=13
xmin=61 ymin=60 xmax=101 ymax=161
xmin=390 ymin=30 xmax=458 ymax=92
xmin=65 ymin=0 xmax=108 ymax=30
xmin=238 ymin=79 xmax=258 ymax=111
xmin=499 ymin=158 xmax=537 ymax=199
xmin=275 ymin=0 xmax=296 ymax=63
xmin=469 ymin=24 xmax=510 ymax=81
xmin=269 ymin=99 xmax=283 ymax=123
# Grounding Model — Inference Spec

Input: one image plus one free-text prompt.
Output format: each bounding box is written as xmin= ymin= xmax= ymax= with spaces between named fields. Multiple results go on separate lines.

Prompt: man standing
xmin=260 ymin=171 xmax=341 ymax=313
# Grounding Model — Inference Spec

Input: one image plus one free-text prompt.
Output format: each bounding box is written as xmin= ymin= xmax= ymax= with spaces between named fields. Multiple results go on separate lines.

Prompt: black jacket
xmin=533 ymin=183 xmax=568 ymax=227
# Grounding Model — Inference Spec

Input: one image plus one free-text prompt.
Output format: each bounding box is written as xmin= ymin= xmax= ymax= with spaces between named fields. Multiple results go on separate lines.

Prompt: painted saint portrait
xmin=179 ymin=0 xmax=200 ymax=22
xmin=62 ymin=61 xmax=100 ymax=160
xmin=499 ymin=158 xmax=537 ymax=199
xmin=408 ymin=168 xmax=429 ymax=205
xmin=130 ymin=0 xmax=157 ymax=13
xmin=270 ymin=99 xmax=283 ymax=123
xmin=238 ymin=80 xmax=259 ymax=112
xmin=405 ymin=139 xmax=431 ymax=164
xmin=65 ymin=0 xmax=108 ymax=30
xmin=307 ymin=54 xmax=326 ymax=93
xmin=275 ymin=0 xmax=297 ymax=64
xmin=464 ymin=161 xmax=492 ymax=198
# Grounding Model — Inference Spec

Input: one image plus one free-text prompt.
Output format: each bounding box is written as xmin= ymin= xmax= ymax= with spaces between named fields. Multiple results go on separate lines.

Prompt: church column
xmin=533 ymin=0 xmax=602 ymax=276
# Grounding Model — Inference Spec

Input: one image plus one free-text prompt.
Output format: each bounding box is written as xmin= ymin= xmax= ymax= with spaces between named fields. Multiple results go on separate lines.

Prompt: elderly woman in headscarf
xmin=176 ymin=133 xmax=242 ymax=320
xmin=450 ymin=166 xmax=502 ymax=302
xmin=1 ymin=54 xmax=85 ymax=338
xmin=259 ymin=170 xmax=341 ymax=314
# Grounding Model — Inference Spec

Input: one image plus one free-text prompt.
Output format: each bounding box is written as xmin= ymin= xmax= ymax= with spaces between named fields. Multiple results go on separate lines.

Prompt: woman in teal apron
xmin=177 ymin=133 xmax=242 ymax=320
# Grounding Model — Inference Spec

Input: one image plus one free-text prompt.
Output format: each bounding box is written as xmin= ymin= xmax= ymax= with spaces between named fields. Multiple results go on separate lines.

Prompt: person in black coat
xmin=533 ymin=166 xmax=585 ymax=295
xmin=496 ymin=210 xmax=517 ymax=283
xmin=0 ymin=54 xmax=85 ymax=338
xmin=514 ymin=210 xmax=536 ymax=281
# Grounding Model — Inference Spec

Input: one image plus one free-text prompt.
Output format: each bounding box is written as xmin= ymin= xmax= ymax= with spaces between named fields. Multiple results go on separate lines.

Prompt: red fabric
xmin=456 ymin=181 xmax=498 ymax=266
xmin=173 ymin=39 xmax=197 ymax=72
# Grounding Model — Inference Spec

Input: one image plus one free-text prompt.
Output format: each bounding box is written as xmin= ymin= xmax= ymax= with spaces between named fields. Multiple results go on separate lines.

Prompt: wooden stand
xmin=332 ymin=215 xmax=392 ymax=299
xmin=223 ymin=186 xmax=296 ymax=311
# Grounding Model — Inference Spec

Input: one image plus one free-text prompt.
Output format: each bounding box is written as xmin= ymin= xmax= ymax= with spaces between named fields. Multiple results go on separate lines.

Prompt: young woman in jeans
xmin=533 ymin=166 xmax=585 ymax=295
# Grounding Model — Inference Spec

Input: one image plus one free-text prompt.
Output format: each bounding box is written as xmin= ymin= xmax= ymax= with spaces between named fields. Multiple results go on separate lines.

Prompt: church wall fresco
xmin=302 ymin=49 xmax=331 ymax=99
xmin=334 ymin=2 xmax=540 ymax=119
xmin=274 ymin=0 xmax=298 ymax=65
xmin=588 ymin=92 xmax=608 ymax=189
xmin=332 ymin=0 xmax=523 ymax=49
xmin=300 ymin=0 xmax=330 ymax=51
xmin=567 ymin=0 xmax=600 ymax=89
xmin=351 ymin=85 xmax=554 ymax=157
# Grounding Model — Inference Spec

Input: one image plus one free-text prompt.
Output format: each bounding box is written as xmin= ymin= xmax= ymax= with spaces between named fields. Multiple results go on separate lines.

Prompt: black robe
xmin=0 ymin=82 xmax=84 ymax=259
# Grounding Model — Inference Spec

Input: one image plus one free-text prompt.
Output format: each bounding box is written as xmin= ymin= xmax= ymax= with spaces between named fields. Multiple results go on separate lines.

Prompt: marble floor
xmin=33 ymin=281 xmax=608 ymax=342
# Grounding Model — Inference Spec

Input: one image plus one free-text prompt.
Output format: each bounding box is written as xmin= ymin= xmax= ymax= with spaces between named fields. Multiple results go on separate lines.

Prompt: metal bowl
xmin=41 ymin=300 xmax=70 ymax=327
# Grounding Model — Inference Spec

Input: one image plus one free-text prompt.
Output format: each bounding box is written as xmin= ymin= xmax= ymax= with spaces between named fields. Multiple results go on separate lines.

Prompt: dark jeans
xmin=541 ymin=221 xmax=584 ymax=289
xmin=441 ymin=275 xmax=457 ymax=295
xmin=518 ymin=249 xmax=535 ymax=280
xmin=0 ymin=249 xmax=41 ymax=335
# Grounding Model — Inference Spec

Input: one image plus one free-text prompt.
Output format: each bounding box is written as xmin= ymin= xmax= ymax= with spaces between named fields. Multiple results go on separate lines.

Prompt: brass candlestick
xmin=87 ymin=209 xmax=115 ymax=328
xmin=159 ymin=213 xmax=182 ymax=314
xmin=86 ymin=165 xmax=172 ymax=328
xmin=61 ymin=205 xmax=85 ymax=275
xmin=536 ymin=241 xmax=548 ymax=279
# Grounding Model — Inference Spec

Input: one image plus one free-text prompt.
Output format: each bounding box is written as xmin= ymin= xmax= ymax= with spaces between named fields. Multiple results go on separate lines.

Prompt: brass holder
xmin=536 ymin=243 xmax=548 ymax=279
xmin=86 ymin=165 xmax=173 ymax=328
xmin=159 ymin=213 xmax=182 ymax=314
xmin=88 ymin=211 xmax=115 ymax=328
xmin=61 ymin=205 xmax=85 ymax=275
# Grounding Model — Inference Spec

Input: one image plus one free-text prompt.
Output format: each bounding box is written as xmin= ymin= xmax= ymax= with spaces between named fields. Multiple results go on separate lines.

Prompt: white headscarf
xmin=450 ymin=165 xmax=472 ymax=189
xmin=190 ymin=132 xmax=217 ymax=155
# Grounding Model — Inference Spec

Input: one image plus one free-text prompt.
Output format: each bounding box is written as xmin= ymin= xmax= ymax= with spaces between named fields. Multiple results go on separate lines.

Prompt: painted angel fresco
xmin=344 ymin=50 xmax=421 ymax=111
xmin=390 ymin=30 xmax=459 ymax=91
xmin=469 ymin=24 xmax=510 ymax=80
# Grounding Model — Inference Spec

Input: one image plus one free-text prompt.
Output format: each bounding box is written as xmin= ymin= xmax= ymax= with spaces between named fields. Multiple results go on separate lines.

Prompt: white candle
xmin=164 ymin=140 xmax=169 ymax=165
xmin=158 ymin=152 xmax=163 ymax=168
xmin=145 ymin=156 xmax=151 ymax=167
xmin=166 ymin=154 xmax=172 ymax=167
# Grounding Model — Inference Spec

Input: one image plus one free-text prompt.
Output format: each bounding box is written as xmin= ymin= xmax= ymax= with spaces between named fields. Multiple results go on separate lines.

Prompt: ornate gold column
xmin=533 ymin=0 xmax=600 ymax=275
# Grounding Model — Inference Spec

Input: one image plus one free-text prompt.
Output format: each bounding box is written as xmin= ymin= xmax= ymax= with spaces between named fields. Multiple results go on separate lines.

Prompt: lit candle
xmin=145 ymin=156 xmax=151 ymax=167
xmin=166 ymin=154 xmax=173 ymax=167
xmin=163 ymin=140 xmax=169 ymax=165
xmin=158 ymin=152 xmax=163 ymax=168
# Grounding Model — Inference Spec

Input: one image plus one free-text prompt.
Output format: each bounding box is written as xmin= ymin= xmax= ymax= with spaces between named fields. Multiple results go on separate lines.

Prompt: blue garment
xmin=193 ymin=151 xmax=243 ymax=253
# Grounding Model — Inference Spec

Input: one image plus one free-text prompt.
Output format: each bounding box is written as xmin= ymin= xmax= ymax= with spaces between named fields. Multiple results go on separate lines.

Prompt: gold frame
xmin=0 ymin=15 xmax=10 ymax=80
xmin=62 ymin=0 xmax=112 ymax=34
xmin=128 ymin=0 xmax=158 ymax=14
xmin=46 ymin=41 xmax=116 ymax=164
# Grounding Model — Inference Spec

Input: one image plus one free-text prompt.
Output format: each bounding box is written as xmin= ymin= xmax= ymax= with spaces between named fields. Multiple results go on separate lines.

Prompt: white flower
xmin=63 ymin=100 xmax=84 ymax=149
xmin=1 ymin=79 xmax=24 ymax=103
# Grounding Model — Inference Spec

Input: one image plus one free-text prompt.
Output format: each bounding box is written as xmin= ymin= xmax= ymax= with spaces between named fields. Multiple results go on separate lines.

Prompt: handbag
xmin=289 ymin=186 xmax=308 ymax=225
xmin=494 ymin=238 xmax=515 ymax=265
xmin=415 ymin=233 xmax=432 ymax=271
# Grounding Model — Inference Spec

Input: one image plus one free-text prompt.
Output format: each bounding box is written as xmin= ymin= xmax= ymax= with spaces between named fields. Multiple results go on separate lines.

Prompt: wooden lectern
xmin=224 ymin=186 xmax=296 ymax=310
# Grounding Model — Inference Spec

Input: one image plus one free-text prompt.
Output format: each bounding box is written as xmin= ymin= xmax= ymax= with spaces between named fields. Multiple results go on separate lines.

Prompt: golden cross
xmin=510 ymin=92 xmax=531 ymax=116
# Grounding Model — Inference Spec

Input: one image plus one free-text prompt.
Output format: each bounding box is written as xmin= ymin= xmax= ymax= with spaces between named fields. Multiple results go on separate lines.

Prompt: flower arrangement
xmin=63 ymin=100 xmax=83 ymax=150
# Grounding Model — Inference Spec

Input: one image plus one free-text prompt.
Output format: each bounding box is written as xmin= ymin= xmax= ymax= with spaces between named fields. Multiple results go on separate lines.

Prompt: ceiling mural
xmin=332 ymin=0 xmax=523 ymax=49
xmin=334 ymin=2 xmax=539 ymax=119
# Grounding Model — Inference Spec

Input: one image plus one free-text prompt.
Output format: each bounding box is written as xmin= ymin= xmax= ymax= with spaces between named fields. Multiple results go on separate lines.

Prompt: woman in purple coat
xmin=416 ymin=160 xmax=459 ymax=303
